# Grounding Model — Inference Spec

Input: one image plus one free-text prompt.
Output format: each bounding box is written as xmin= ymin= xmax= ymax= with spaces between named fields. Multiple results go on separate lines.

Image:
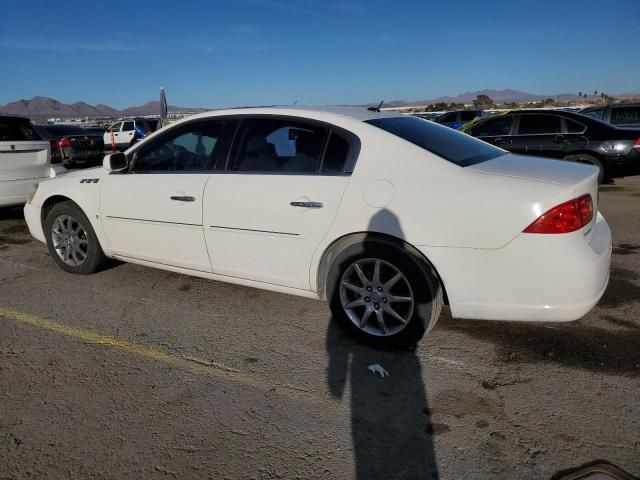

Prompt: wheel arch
xmin=40 ymin=195 xmax=77 ymax=228
xmin=315 ymin=231 xmax=449 ymax=305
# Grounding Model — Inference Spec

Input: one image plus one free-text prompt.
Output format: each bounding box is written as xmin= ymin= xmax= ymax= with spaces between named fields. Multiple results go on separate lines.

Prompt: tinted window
xmin=460 ymin=111 xmax=479 ymax=122
xmin=131 ymin=121 xmax=227 ymax=172
xmin=38 ymin=125 xmax=87 ymax=138
xmin=469 ymin=116 xmax=513 ymax=137
xmin=108 ymin=122 xmax=122 ymax=132
xmin=0 ymin=118 xmax=42 ymax=141
xmin=565 ymin=118 xmax=586 ymax=133
xmin=231 ymin=118 xmax=327 ymax=173
xmin=436 ymin=112 xmax=456 ymax=124
xmin=581 ymin=108 xmax=605 ymax=120
xmin=366 ymin=116 xmax=505 ymax=167
xmin=611 ymin=106 xmax=640 ymax=125
xmin=518 ymin=114 xmax=561 ymax=134
xmin=322 ymin=132 xmax=350 ymax=173
xmin=122 ymin=121 xmax=134 ymax=132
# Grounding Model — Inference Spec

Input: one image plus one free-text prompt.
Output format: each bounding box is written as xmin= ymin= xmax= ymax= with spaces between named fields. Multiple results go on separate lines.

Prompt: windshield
xmin=366 ymin=116 xmax=505 ymax=167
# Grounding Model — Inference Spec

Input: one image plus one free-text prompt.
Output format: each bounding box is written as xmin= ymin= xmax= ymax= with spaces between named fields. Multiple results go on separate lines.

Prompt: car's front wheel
xmin=326 ymin=239 xmax=443 ymax=348
xmin=44 ymin=201 xmax=106 ymax=275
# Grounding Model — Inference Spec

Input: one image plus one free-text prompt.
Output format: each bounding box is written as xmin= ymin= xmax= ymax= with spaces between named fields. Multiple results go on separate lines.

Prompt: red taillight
xmin=58 ymin=137 xmax=72 ymax=148
xmin=49 ymin=140 xmax=62 ymax=164
xmin=634 ymin=137 xmax=640 ymax=149
xmin=523 ymin=194 xmax=593 ymax=234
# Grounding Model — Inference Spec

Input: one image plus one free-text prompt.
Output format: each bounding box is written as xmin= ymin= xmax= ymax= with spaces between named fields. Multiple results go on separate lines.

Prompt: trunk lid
xmin=0 ymin=141 xmax=50 ymax=182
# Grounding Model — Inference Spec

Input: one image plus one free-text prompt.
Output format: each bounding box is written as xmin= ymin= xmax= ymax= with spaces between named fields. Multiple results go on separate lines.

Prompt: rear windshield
xmin=0 ymin=118 xmax=42 ymax=141
xmin=38 ymin=125 xmax=88 ymax=138
xmin=365 ymin=116 xmax=505 ymax=167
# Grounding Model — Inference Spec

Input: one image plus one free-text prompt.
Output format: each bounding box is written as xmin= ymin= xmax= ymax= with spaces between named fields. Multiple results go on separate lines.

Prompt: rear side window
xmin=517 ymin=114 xmax=561 ymax=134
xmin=460 ymin=111 xmax=479 ymax=122
xmin=565 ymin=119 xmax=586 ymax=133
xmin=231 ymin=118 xmax=328 ymax=173
xmin=611 ymin=106 xmax=640 ymax=125
xmin=366 ymin=116 xmax=505 ymax=167
xmin=0 ymin=119 xmax=41 ymax=141
xmin=581 ymin=108 xmax=605 ymax=120
xmin=322 ymin=132 xmax=350 ymax=173
xmin=468 ymin=116 xmax=513 ymax=137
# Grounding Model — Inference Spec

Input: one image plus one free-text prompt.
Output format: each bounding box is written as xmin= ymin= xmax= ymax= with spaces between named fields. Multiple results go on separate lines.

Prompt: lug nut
xmin=377 ymin=286 xmax=383 ymax=292
xmin=364 ymin=297 xmax=371 ymax=303
xmin=374 ymin=303 xmax=380 ymax=310
xmin=366 ymin=286 xmax=372 ymax=292
xmin=382 ymin=297 xmax=388 ymax=303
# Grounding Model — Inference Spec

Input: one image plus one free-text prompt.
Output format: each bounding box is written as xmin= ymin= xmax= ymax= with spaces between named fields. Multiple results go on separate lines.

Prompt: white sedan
xmin=23 ymin=107 xmax=611 ymax=347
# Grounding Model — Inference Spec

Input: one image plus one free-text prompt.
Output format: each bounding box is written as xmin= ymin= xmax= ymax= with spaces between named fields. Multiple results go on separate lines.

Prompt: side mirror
xmin=103 ymin=152 xmax=128 ymax=172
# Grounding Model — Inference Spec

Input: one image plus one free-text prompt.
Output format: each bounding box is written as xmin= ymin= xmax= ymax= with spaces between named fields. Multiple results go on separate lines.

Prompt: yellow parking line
xmin=0 ymin=307 xmax=336 ymax=409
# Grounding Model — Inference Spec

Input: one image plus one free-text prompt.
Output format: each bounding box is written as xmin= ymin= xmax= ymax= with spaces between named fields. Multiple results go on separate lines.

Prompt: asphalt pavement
xmin=1 ymin=176 xmax=639 ymax=479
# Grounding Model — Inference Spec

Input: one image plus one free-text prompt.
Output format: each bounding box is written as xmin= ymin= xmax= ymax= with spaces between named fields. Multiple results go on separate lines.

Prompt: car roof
xmin=185 ymin=105 xmax=403 ymax=123
xmin=0 ymin=113 xmax=31 ymax=121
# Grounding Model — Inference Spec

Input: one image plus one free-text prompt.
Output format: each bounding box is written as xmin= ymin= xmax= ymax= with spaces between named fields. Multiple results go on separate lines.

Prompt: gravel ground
xmin=0 ymin=176 xmax=638 ymax=479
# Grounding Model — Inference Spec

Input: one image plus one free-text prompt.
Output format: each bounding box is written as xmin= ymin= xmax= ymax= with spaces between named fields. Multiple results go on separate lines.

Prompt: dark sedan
xmin=462 ymin=110 xmax=640 ymax=183
xmin=36 ymin=124 xmax=104 ymax=168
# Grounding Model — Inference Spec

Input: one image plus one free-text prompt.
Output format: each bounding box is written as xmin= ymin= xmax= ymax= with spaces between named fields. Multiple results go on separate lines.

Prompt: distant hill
xmin=379 ymin=89 xmax=638 ymax=108
xmin=0 ymin=96 xmax=205 ymax=119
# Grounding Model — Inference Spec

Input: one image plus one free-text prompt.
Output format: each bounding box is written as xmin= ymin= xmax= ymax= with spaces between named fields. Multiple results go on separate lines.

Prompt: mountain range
xmin=0 ymin=96 xmax=204 ymax=119
xmin=2 ymin=90 xmax=639 ymax=119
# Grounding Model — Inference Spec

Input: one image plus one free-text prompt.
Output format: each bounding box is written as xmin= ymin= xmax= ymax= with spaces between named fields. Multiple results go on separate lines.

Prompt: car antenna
xmin=367 ymin=100 xmax=384 ymax=112
xmin=293 ymin=100 xmax=298 ymax=107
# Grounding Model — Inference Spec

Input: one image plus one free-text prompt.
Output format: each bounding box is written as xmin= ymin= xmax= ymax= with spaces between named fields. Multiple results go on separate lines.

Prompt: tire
xmin=44 ymin=201 xmax=106 ymax=275
xmin=564 ymin=154 xmax=606 ymax=184
xmin=326 ymin=238 xmax=443 ymax=349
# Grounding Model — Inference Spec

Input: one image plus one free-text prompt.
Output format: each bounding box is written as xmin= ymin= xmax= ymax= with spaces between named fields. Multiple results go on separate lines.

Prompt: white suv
xmin=104 ymin=118 xmax=157 ymax=151
xmin=0 ymin=115 xmax=51 ymax=207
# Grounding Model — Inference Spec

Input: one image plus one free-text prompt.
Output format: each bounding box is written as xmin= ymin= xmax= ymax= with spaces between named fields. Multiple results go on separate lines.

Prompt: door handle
xmin=290 ymin=201 xmax=323 ymax=208
xmin=554 ymin=135 xmax=566 ymax=144
xmin=170 ymin=195 xmax=196 ymax=202
xmin=494 ymin=137 xmax=510 ymax=146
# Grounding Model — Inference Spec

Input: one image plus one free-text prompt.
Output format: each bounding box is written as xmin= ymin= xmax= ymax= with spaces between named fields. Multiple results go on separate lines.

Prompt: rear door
xmin=511 ymin=113 xmax=565 ymax=158
xmin=0 ymin=118 xmax=50 ymax=203
xmin=203 ymin=116 xmax=356 ymax=290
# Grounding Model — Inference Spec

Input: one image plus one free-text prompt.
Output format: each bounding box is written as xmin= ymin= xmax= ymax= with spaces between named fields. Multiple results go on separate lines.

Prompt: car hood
xmin=58 ymin=166 xmax=107 ymax=178
xmin=467 ymin=153 xmax=598 ymax=186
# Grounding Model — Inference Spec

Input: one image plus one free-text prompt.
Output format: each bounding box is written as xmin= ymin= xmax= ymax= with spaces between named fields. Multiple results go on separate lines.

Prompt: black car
xmin=463 ymin=110 xmax=640 ymax=183
xmin=36 ymin=124 xmax=104 ymax=167
xmin=581 ymin=103 xmax=640 ymax=128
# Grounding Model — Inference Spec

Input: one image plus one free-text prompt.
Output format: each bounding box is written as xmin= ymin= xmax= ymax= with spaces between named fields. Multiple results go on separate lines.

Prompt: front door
xmin=100 ymin=119 xmax=233 ymax=272
xmin=203 ymin=117 xmax=355 ymax=290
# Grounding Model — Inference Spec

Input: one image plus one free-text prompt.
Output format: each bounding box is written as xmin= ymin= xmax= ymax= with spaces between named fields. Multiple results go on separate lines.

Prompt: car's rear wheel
xmin=44 ymin=201 xmax=106 ymax=275
xmin=326 ymin=239 xmax=443 ymax=349
xmin=564 ymin=153 xmax=607 ymax=184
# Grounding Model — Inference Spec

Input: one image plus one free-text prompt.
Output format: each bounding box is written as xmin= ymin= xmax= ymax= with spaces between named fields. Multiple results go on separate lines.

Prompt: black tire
xmin=564 ymin=153 xmax=606 ymax=184
xmin=44 ymin=201 xmax=106 ymax=275
xmin=326 ymin=238 xmax=443 ymax=349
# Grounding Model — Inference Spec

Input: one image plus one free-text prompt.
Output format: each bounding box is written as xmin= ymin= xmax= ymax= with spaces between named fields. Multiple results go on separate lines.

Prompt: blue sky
xmin=1 ymin=0 xmax=638 ymax=109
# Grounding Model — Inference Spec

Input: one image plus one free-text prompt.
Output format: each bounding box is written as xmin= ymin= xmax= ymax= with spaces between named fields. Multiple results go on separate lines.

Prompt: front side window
xmin=517 ymin=114 xmax=562 ymax=135
xmin=468 ymin=116 xmax=513 ymax=137
xmin=231 ymin=118 xmax=328 ymax=173
xmin=131 ymin=121 xmax=227 ymax=172
xmin=108 ymin=122 xmax=122 ymax=132
xmin=366 ymin=116 xmax=505 ymax=167
xmin=122 ymin=121 xmax=134 ymax=132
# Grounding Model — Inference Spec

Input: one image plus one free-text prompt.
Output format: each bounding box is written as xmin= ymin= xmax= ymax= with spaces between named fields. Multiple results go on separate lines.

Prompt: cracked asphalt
xmin=0 ymin=176 xmax=639 ymax=479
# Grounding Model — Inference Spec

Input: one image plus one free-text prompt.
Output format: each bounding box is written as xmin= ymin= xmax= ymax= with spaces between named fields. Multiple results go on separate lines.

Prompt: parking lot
xmin=0 ymin=177 xmax=638 ymax=479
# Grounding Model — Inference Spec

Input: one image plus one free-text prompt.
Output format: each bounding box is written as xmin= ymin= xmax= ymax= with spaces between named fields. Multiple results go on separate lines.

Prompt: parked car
xmin=580 ymin=103 xmax=640 ymax=128
xmin=104 ymin=118 xmax=157 ymax=151
xmin=0 ymin=114 xmax=52 ymax=207
xmin=36 ymin=124 xmax=104 ymax=168
xmin=24 ymin=107 xmax=610 ymax=348
xmin=462 ymin=109 xmax=640 ymax=183
xmin=434 ymin=110 xmax=483 ymax=129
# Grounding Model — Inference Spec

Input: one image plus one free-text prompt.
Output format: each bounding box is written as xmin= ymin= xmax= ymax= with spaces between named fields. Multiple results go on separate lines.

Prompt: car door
xmin=562 ymin=117 xmax=589 ymax=152
xmin=104 ymin=122 xmax=122 ymax=150
xmin=203 ymin=116 xmax=355 ymax=290
xmin=120 ymin=121 xmax=135 ymax=148
xmin=467 ymin=115 xmax=514 ymax=150
xmin=511 ymin=113 xmax=564 ymax=158
xmin=100 ymin=118 xmax=234 ymax=272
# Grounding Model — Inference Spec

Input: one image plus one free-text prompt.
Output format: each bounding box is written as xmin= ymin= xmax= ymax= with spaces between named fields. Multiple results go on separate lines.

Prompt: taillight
xmin=634 ymin=137 xmax=640 ymax=149
xmin=58 ymin=137 xmax=72 ymax=148
xmin=523 ymin=194 xmax=593 ymax=234
xmin=49 ymin=140 xmax=62 ymax=164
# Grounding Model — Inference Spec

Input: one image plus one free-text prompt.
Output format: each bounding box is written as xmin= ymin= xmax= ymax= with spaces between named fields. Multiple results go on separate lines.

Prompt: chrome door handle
xmin=170 ymin=195 xmax=196 ymax=202
xmin=290 ymin=201 xmax=323 ymax=208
